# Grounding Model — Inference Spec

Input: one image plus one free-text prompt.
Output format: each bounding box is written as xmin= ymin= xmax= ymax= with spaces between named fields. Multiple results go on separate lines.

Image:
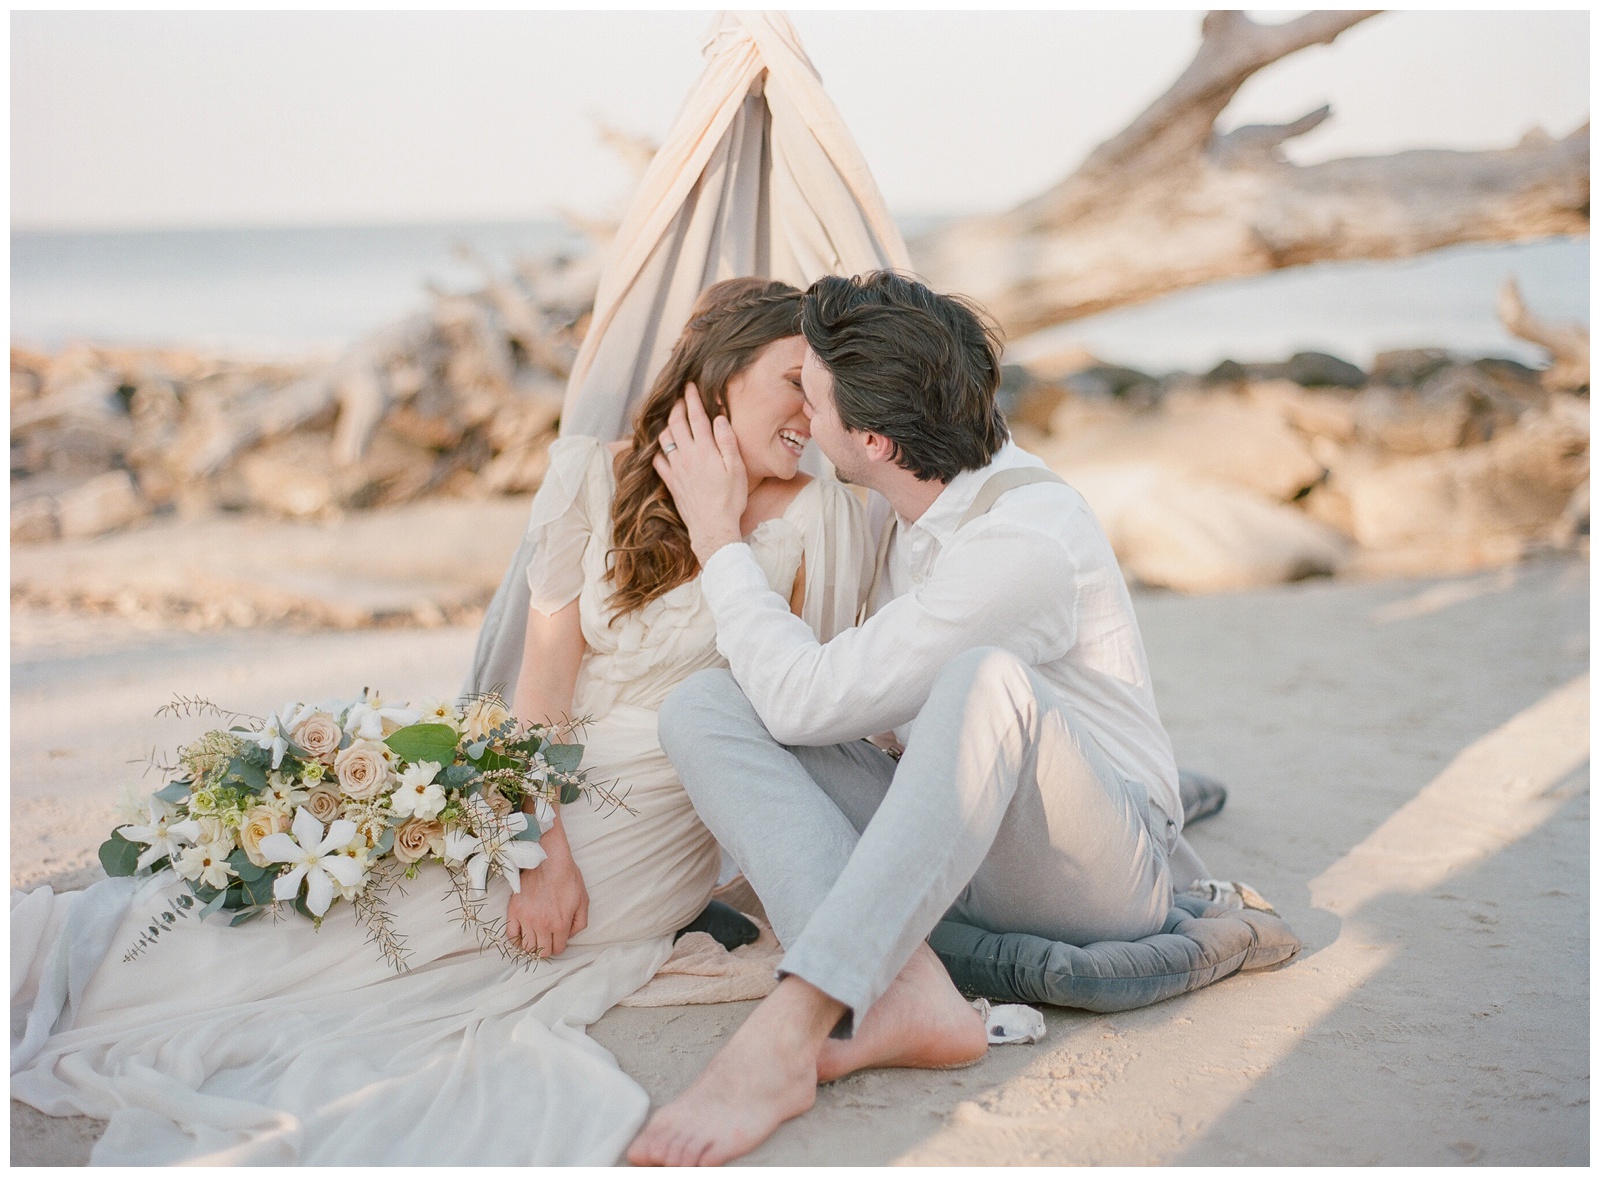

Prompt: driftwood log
xmin=1498 ymin=278 xmax=1590 ymax=392
xmin=912 ymin=10 xmax=1591 ymax=335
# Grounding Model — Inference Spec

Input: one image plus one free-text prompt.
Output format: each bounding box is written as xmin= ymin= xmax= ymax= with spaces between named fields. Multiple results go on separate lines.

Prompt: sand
xmin=10 ymin=555 xmax=1589 ymax=1165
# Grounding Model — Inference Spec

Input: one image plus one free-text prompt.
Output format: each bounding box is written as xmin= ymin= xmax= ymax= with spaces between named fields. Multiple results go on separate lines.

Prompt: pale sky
xmin=10 ymin=9 xmax=1591 ymax=231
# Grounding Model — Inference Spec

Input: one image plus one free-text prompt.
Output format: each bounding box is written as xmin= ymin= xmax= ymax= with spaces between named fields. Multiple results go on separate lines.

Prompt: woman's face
xmin=723 ymin=335 xmax=811 ymax=481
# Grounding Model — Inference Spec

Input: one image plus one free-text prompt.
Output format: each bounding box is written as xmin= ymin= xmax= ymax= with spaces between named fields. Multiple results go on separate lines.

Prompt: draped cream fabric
xmin=559 ymin=10 xmax=912 ymax=443
xmin=466 ymin=10 xmax=907 ymax=698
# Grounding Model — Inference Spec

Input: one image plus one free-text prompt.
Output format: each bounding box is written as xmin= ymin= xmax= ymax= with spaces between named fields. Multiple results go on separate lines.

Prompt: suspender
xmin=857 ymin=466 xmax=1065 ymax=625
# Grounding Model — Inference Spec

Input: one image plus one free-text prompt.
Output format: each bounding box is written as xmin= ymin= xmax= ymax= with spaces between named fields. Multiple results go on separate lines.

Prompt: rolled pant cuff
xmin=776 ymin=946 xmax=875 ymax=1039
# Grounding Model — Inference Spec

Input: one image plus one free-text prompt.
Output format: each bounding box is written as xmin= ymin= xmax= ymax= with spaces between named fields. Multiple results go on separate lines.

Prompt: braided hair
xmin=607 ymin=277 xmax=803 ymax=617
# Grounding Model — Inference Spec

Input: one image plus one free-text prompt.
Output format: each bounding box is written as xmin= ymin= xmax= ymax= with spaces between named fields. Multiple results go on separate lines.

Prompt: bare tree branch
xmin=912 ymin=10 xmax=1590 ymax=338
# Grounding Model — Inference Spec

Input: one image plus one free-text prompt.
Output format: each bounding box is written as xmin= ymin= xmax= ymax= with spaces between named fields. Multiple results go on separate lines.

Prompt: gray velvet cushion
xmin=929 ymin=893 xmax=1302 ymax=1013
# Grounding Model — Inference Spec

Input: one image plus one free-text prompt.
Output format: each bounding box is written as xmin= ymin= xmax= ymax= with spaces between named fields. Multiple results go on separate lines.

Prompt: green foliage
xmin=559 ymin=782 xmax=581 ymax=805
xmin=385 ymin=723 xmax=460 ymax=765
xmin=225 ymin=757 xmax=268 ymax=793
xmin=226 ymin=849 xmax=266 ymax=882
xmin=474 ymin=749 xmax=518 ymax=772
xmin=99 ymin=830 xmax=141 ymax=877
xmin=229 ymin=908 xmax=266 ymax=927
xmin=153 ymin=780 xmax=191 ymax=804
xmin=543 ymin=743 xmax=584 ymax=774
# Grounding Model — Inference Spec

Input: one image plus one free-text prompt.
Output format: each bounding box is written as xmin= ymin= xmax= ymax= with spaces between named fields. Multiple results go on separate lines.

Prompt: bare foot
xmin=626 ymin=978 xmax=839 ymax=1166
xmin=816 ymin=943 xmax=988 ymax=1083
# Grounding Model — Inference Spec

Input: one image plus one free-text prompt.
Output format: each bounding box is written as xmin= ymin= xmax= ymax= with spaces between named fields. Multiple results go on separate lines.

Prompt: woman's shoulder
xmin=791 ymin=474 xmax=868 ymax=522
xmin=767 ymin=475 xmax=871 ymax=555
xmin=545 ymin=433 xmax=611 ymax=468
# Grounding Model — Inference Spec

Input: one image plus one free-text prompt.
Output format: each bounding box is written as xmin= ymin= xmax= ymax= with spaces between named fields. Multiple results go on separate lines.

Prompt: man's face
xmin=799 ymin=347 xmax=873 ymax=483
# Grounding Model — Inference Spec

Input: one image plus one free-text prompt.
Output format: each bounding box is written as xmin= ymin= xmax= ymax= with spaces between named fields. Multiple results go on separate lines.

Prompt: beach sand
xmin=10 ymin=556 xmax=1588 ymax=1165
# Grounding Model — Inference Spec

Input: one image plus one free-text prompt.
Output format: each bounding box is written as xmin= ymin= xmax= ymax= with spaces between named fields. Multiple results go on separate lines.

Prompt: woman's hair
xmin=607 ymin=276 xmax=803 ymax=617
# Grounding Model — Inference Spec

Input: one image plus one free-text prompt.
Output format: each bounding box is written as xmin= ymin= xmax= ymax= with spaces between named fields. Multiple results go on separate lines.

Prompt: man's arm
xmin=699 ymin=526 xmax=1079 ymax=746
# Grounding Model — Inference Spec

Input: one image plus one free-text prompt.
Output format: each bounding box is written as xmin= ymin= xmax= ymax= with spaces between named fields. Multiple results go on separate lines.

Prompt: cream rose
xmin=195 ymin=814 xmax=235 ymax=848
xmin=481 ymin=781 xmax=515 ymax=819
xmin=303 ymin=786 xmax=343 ymax=823
xmin=293 ymin=711 xmax=344 ymax=763
xmin=393 ymin=818 xmax=444 ymax=864
xmin=462 ymin=696 xmax=511 ymax=742
xmin=238 ymin=806 xmax=291 ymax=868
xmin=335 ymin=740 xmax=393 ymax=800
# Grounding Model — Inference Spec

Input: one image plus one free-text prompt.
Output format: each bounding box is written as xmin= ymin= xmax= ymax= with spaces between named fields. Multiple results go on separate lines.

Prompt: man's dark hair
xmin=800 ymin=271 xmax=1008 ymax=482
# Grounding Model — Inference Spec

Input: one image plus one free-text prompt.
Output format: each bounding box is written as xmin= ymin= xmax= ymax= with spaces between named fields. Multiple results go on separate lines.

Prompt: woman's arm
xmin=511 ymin=598 xmax=585 ymax=731
xmin=506 ymin=599 xmax=591 ymax=957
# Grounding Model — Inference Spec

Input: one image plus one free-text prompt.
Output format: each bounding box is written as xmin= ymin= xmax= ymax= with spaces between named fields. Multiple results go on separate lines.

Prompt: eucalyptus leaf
xmin=153 ymin=780 xmax=191 ymax=804
xmin=227 ymin=757 xmax=268 ymax=793
xmin=477 ymin=750 xmax=516 ymax=772
xmin=543 ymin=743 xmax=584 ymax=773
xmin=443 ymin=764 xmax=477 ymax=788
xmin=373 ymin=826 xmax=396 ymax=855
xmin=559 ymin=782 xmax=581 ymax=806
xmin=466 ymin=739 xmax=488 ymax=760
xmin=243 ymin=872 xmax=277 ymax=906
xmin=230 ymin=908 xmax=267 ymax=927
xmin=384 ymin=723 xmax=460 ymax=765
xmin=511 ymin=822 xmax=542 ymax=842
xmin=196 ymin=891 xmax=229 ymax=922
xmin=227 ymin=850 xmax=266 ymax=882
xmin=98 ymin=831 xmax=140 ymax=878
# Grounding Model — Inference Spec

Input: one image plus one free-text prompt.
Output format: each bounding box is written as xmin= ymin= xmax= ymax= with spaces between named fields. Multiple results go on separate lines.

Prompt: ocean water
xmin=10 ymin=221 xmax=1589 ymax=372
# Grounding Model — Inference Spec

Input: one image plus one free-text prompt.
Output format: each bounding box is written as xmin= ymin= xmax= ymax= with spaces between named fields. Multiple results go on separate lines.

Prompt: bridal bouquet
xmin=100 ymin=690 xmax=607 ymax=968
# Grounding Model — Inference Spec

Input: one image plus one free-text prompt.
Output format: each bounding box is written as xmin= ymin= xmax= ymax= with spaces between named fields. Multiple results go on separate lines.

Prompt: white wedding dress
xmin=10 ymin=435 xmax=871 ymax=1166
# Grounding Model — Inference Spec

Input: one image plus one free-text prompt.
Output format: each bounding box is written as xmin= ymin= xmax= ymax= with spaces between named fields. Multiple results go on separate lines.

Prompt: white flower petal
xmin=505 ymin=841 xmax=548 ymax=874
xmin=465 ymin=853 xmax=491 ymax=898
xmin=167 ymin=819 xmax=203 ymax=846
xmin=318 ymin=819 xmax=359 ymax=855
xmin=320 ymin=854 xmax=365 ymax=887
xmin=273 ymin=864 xmax=308 ymax=901
xmin=442 ymin=830 xmax=479 ymax=865
xmin=135 ymin=844 xmax=167 ymax=871
xmin=304 ymin=867 xmax=336 ymax=916
xmin=289 ymin=806 xmax=325 ymax=848
xmin=257 ymin=832 xmax=303 ymax=864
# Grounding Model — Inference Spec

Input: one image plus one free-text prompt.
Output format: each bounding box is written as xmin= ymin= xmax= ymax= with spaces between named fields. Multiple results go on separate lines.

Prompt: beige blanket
xmin=620 ymin=878 xmax=783 ymax=1007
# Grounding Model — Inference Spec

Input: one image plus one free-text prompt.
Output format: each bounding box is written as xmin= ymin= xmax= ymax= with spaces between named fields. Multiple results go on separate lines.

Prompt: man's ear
xmin=860 ymin=431 xmax=897 ymax=464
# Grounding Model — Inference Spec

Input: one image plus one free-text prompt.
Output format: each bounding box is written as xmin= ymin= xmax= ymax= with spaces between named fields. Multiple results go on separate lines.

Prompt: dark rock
xmin=1067 ymin=364 xmax=1157 ymax=401
xmin=1203 ymin=359 xmax=1249 ymax=385
xmin=1286 ymin=351 xmax=1366 ymax=389
xmin=996 ymin=363 xmax=1033 ymax=417
xmin=1372 ymin=348 xmax=1452 ymax=388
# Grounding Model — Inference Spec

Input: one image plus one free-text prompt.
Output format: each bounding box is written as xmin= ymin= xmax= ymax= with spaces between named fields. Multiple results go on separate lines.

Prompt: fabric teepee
xmin=465 ymin=10 xmax=907 ymax=697
xmin=559 ymin=10 xmax=912 ymax=442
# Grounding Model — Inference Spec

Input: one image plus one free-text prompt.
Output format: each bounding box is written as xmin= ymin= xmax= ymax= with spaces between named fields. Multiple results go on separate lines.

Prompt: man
xmin=629 ymin=272 xmax=1204 ymax=1166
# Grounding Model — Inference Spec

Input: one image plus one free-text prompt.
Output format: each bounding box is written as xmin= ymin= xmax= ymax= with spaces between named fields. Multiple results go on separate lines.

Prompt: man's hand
xmin=652 ymin=385 xmax=748 ymax=565
xmin=505 ymin=825 xmax=589 ymax=957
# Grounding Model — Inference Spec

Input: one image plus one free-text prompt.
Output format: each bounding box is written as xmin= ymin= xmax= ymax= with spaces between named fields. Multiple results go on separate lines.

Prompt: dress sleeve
xmin=793 ymin=478 xmax=875 ymax=643
xmin=523 ymin=436 xmax=609 ymax=617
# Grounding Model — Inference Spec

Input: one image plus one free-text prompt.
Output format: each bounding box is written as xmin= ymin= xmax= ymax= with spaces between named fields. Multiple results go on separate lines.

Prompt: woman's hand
xmin=505 ymin=818 xmax=589 ymax=957
xmin=654 ymin=386 xmax=749 ymax=564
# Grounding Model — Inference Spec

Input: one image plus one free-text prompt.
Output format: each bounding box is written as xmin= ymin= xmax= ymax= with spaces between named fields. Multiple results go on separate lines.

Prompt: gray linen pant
xmin=657 ymin=646 xmax=1177 ymax=1031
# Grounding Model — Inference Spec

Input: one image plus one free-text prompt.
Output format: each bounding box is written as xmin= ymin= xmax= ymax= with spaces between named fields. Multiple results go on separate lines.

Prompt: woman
xmin=10 ymin=278 xmax=874 ymax=1165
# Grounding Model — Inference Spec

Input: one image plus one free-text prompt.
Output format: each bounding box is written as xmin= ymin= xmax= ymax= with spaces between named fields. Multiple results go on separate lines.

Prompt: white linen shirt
xmin=698 ymin=441 xmax=1182 ymax=825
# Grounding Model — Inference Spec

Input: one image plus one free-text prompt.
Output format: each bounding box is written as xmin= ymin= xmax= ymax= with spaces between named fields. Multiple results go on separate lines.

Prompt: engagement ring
xmin=661 ymin=440 xmax=678 ymax=454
